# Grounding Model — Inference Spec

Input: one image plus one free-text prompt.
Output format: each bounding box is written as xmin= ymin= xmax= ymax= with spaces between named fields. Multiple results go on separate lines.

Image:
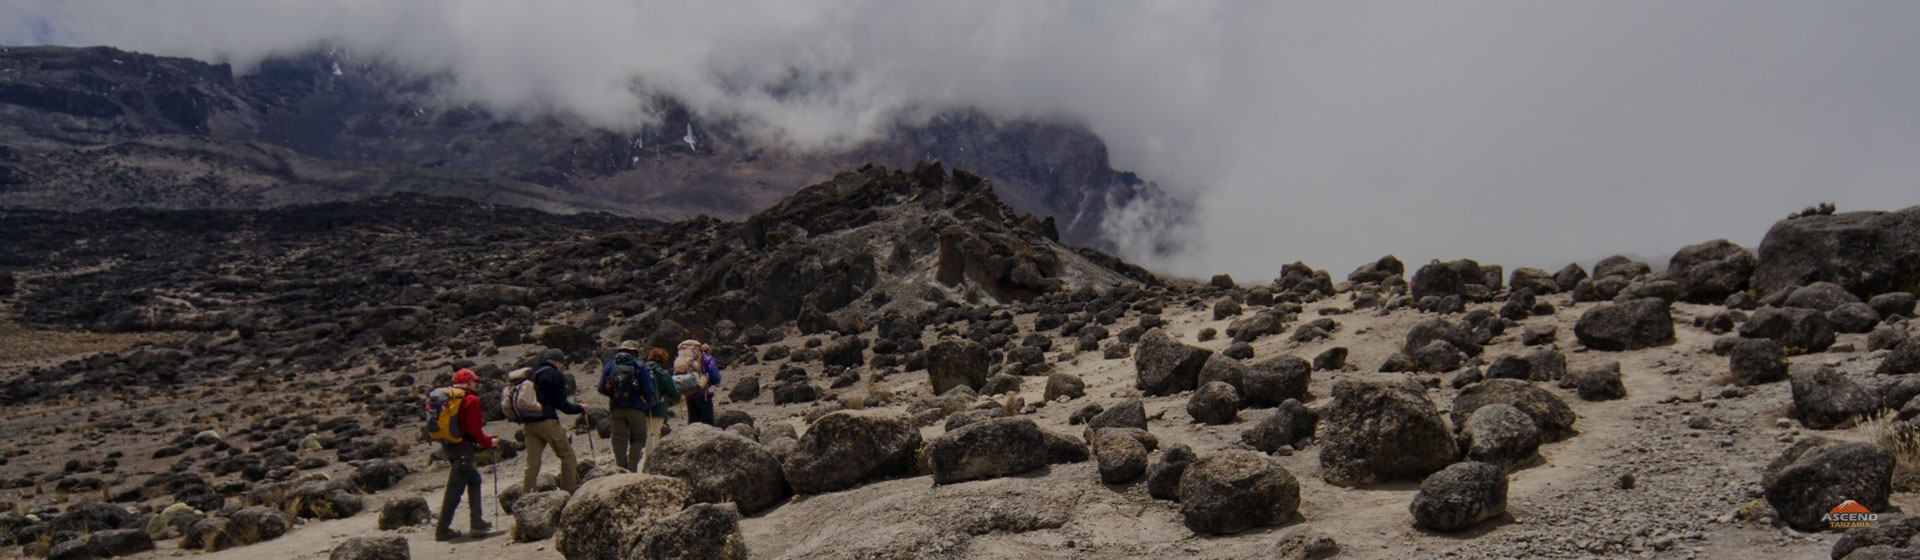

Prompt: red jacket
xmin=457 ymin=391 xmax=494 ymax=449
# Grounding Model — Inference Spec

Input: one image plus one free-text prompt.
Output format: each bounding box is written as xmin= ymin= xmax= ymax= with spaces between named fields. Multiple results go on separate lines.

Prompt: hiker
xmin=637 ymin=348 xmax=680 ymax=471
xmin=675 ymin=339 xmax=722 ymax=425
xmin=426 ymin=368 xmax=494 ymax=541
xmin=517 ymin=348 xmax=587 ymax=492
xmin=598 ymin=341 xmax=658 ymax=472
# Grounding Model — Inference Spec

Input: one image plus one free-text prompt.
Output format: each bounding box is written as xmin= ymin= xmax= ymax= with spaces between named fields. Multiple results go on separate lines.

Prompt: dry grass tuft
xmin=1861 ymin=411 xmax=1920 ymax=470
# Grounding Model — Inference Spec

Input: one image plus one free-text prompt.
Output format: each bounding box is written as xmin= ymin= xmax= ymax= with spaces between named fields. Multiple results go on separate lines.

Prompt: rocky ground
xmin=1 ymin=166 xmax=1918 ymax=560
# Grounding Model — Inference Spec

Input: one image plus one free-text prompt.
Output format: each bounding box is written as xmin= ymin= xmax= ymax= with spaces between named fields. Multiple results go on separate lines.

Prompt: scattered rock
xmin=1870 ymin=292 xmax=1918 ymax=319
xmin=1187 ymin=382 xmax=1242 ymax=425
xmin=1086 ymin=398 xmax=1148 ymax=432
xmin=329 ymin=535 xmax=409 ymax=560
xmin=1135 ymin=329 xmax=1213 ymax=396
xmin=1245 ymin=355 xmax=1312 ymax=407
xmin=1461 ymin=404 xmax=1541 ymax=469
xmin=1762 ymin=437 xmax=1894 ymax=532
xmin=1311 ymin=347 xmax=1347 ymax=371
xmin=926 ymin=340 xmax=991 ymax=395
xmin=1573 ymin=363 xmax=1627 ymax=401
xmin=1728 ymin=338 xmax=1789 ymax=385
xmin=782 ymin=411 xmax=922 ymax=494
xmin=1093 ymin=429 xmax=1149 ymax=484
xmin=555 ymin=474 xmax=692 ymax=560
xmin=1573 ymin=298 xmax=1676 ymax=351
xmin=1241 ymin=399 xmax=1318 ymax=454
xmin=1320 ymin=380 xmax=1458 ymax=487
xmin=1044 ymin=373 xmax=1086 ymax=401
xmin=1147 ymin=444 xmax=1197 ymax=501
xmin=1409 ymin=462 xmax=1508 ymax=531
xmin=511 ymin=490 xmax=571 ymax=542
xmin=1740 ymin=306 xmax=1837 ymax=353
xmin=1451 ymin=378 xmax=1577 ymax=438
xmin=1666 ymin=239 xmax=1756 ymax=303
xmin=375 ymin=497 xmax=431 ymax=531
xmin=1178 ymin=450 xmax=1301 ymax=535
xmin=643 ymin=424 xmax=790 ymax=515
xmin=631 ymin=503 xmax=750 ymax=560
xmin=927 ymin=417 xmax=1052 ymax=484
xmin=1790 ymin=365 xmax=1882 ymax=429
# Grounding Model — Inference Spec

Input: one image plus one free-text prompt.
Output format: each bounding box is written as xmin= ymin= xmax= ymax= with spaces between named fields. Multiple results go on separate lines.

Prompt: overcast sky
xmin=5 ymin=1 xmax=1918 ymax=280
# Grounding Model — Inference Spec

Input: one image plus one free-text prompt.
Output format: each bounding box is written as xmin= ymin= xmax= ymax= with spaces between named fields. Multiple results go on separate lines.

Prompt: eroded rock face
xmin=1177 ymin=450 xmax=1301 ymax=535
xmin=1319 ymin=380 xmax=1457 ymax=487
xmin=782 ymin=411 xmax=922 ymax=495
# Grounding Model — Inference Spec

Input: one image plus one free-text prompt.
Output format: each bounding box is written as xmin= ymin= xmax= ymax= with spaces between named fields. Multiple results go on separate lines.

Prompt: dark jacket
xmin=597 ymin=352 xmax=658 ymax=411
xmin=531 ymin=363 xmax=585 ymax=420
xmin=644 ymin=362 xmax=674 ymax=418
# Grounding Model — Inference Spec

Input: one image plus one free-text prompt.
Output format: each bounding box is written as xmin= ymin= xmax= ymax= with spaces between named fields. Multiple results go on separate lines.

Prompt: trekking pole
xmin=489 ymin=459 xmax=499 ymax=526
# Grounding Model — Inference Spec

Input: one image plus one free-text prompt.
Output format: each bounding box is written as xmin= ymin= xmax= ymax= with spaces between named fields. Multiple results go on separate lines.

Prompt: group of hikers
xmin=420 ymin=339 xmax=724 ymax=541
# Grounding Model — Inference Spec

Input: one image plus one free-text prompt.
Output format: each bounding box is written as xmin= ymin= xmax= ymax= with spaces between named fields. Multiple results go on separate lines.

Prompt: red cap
xmin=453 ymin=368 xmax=478 ymax=385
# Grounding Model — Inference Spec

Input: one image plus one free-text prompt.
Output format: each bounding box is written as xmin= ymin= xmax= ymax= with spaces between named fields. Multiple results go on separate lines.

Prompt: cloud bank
xmin=6 ymin=1 xmax=1919 ymax=280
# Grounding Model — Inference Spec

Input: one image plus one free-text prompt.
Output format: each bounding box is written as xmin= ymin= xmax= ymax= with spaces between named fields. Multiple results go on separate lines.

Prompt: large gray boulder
xmin=1510 ymin=267 xmax=1559 ymax=295
xmin=643 ymin=424 xmax=790 ymax=515
xmin=1752 ymin=206 xmax=1920 ymax=298
xmin=1178 ymin=450 xmax=1301 ymax=535
xmin=926 ymin=417 xmax=1052 ymax=484
xmin=1762 ymin=438 xmax=1894 ymax=532
xmin=1882 ymin=337 xmax=1920 ymax=375
xmin=1409 ymin=462 xmax=1509 ymax=531
xmin=1870 ymin=292 xmax=1918 ymax=319
xmin=1146 ymin=444 xmax=1197 ymax=501
xmin=1829 ymin=303 xmax=1883 ymax=334
xmin=926 ymin=339 xmax=991 ymax=395
xmin=1404 ymin=317 xmax=1482 ymax=358
xmin=1461 ymin=404 xmax=1541 ymax=470
xmin=1666 ymin=239 xmax=1756 ymax=304
xmin=1135 ymin=329 xmax=1213 ymax=396
xmin=329 ymin=536 xmax=410 ymax=560
xmin=555 ymin=474 xmax=692 ymax=560
xmin=1785 ymin=282 xmax=1867 ymax=312
xmin=510 ymin=490 xmax=571 ymax=542
xmin=1187 ymin=382 xmax=1242 ymax=425
xmin=1244 ymin=355 xmax=1312 ymax=407
xmin=1411 ymin=259 xmax=1488 ymax=301
xmin=1093 ymin=428 xmax=1149 ymax=484
xmin=1197 ymin=354 xmax=1249 ymax=391
xmin=1241 ymin=399 xmax=1318 ymax=454
xmin=1739 ymin=306 xmax=1837 ymax=353
xmin=1573 ymin=298 xmax=1676 ymax=351
xmin=1320 ymin=380 xmax=1458 ymax=487
xmin=1790 ymin=366 xmax=1882 ymax=429
xmin=782 ymin=411 xmax=922 ymax=494
xmin=1832 ymin=516 xmax=1920 ymax=559
xmin=631 ymin=503 xmax=750 ymax=560
xmin=1086 ymin=398 xmax=1147 ymax=432
xmin=1727 ymin=338 xmax=1788 ymax=386
xmin=1451 ymin=378 xmax=1577 ymax=438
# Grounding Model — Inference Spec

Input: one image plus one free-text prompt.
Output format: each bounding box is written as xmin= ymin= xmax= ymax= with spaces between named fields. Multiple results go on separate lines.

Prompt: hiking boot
xmin=435 ymin=527 xmax=462 ymax=542
xmin=469 ymin=519 xmax=492 ymax=535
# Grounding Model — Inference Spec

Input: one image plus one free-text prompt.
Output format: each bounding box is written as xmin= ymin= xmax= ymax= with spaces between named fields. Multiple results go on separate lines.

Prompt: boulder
xmin=1178 ymin=450 xmax=1301 ymax=535
xmin=1740 ymin=306 xmax=1837 ymax=353
xmin=1451 ymin=378 xmax=1577 ymax=438
xmin=1409 ymin=462 xmax=1508 ymax=531
xmin=350 ymin=460 xmax=409 ymax=493
xmin=510 ymin=490 xmax=571 ymax=542
xmin=631 ymin=503 xmax=750 ymax=560
xmin=1790 ymin=366 xmax=1882 ymax=429
xmin=375 ymin=497 xmax=431 ymax=531
xmin=1042 ymin=430 xmax=1090 ymax=464
xmin=1214 ymin=298 xmax=1243 ymax=320
xmin=1762 ymin=438 xmax=1894 ymax=532
xmin=1093 ymin=429 xmax=1149 ymax=484
xmin=1594 ymin=255 xmax=1652 ymax=280
xmin=1320 ymin=380 xmax=1458 ymax=487
xmin=226 ymin=506 xmax=290 ymax=546
xmin=926 ymin=418 xmax=1052 ymax=484
xmin=1404 ymin=318 xmax=1482 ymax=357
xmin=782 ymin=411 xmax=922 ymax=494
xmin=1882 ymin=337 xmax=1920 ymax=375
xmin=1573 ymin=298 xmax=1676 ymax=351
xmin=1666 ymin=239 xmax=1756 ymax=303
xmin=1349 ymin=255 xmax=1405 ymax=284
xmin=643 ymin=424 xmax=790 ymax=515
xmin=1410 ymin=340 xmax=1465 ymax=373
xmin=1870 ymin=292 xmax=1917 ymax=319
xmin=1728 ymin=338 xmax=1788 ymax=385
xmin=1187 ymin=382 xmax=1242 ymax=425
xmin=1554 ymin=263 xmax=1589 ymax=292
xmin=1523 ymin=347 xmax=1567 ymax=383
xmin=1786 ymin=282 xmax=1867 ymax=312
xmin=1146 ymin=444 xmax=1197 ymax=501
xmin=1869 ymin=325 xmax=1910 ymax=353
xmin=555 ymin=474 xmax=692 ymax=560
xmin=1241 ymin=399 xmax=1318 ymax=454
xmin=981 ymin=373 xmax=1022 ymax=396
xmin=1312 ymin=347 xmax=1347 ymax=371
xmin=1197 ymin=354 xmax=1249 ymax=392
xmin=1134 ymin=329 xmax=1213 ymax=396
xmin=1461 ymin=404 xmax=1541 ymax=469
xmin=1411 ymin=259 xmax=1487 ymax=301
xmin=1830 ymin=303 xmax=1883 ymax=334
xmin=1483 ymin=355 xmax=1531 ymax=381
xmin=329 ymin=536 xmax=410 ymax=560
xmin=1752 ymin=207 xmax=1920 ymax=298
xmin=1086 ymin=398 xmax=1148 ymax=432
xmin=926 ymin=339 xmax=991 ymax=395
xmin=1831 ymin=516 xmax=1920 ymax=560
xmin=1573 ymin=364 xmax=1627 ymax=401
xmin=1511 ymin=267 xmax=1558 ymax=295
xmin=1244 ymin=355 xmax=1312 ymax=407
xmin=1043 ymin=373 xmax=1086 ymax=401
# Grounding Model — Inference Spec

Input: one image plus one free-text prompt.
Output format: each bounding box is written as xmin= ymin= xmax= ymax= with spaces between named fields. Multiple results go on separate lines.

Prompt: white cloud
xmin=5 ymin=0 xmax=1918 ymax=280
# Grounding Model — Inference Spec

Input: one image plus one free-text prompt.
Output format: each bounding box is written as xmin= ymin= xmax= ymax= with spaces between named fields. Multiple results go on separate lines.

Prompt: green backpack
xmin=650 ymin=362 xmax=682 ymax=405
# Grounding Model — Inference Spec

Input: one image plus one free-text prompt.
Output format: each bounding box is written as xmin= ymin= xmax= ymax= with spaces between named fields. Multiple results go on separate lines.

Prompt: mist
xmin=6 ymin=1 xmax=1919 ymax=281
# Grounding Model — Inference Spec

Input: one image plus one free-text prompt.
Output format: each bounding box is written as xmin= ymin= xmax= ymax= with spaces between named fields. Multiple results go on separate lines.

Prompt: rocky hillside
xmin=0 ymin=46 xmax=1169 ymax=251
xmin=3 ymin=181 xmax=1920 ymax=560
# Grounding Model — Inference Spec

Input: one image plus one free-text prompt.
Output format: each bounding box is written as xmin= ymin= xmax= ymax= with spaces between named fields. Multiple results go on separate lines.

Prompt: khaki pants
xmin=521 ymin=419 xmax=578 ymax=492
xmin=609 ymin=409 xmax=649 ymax=472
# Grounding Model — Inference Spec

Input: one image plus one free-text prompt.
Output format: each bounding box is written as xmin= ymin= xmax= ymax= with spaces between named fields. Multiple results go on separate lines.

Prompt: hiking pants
xmin=439 ymin=443 xmax=484 ymax=531
xmin=687 ymin=394 xmax=716 ymax=426
xmin=521 ymin=419 xmax=578 ymax=492
xmin=609 ymin=409 xmax=648 ymax=472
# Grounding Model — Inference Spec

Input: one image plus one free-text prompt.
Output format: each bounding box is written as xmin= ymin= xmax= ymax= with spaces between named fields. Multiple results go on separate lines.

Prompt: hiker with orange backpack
xmin=424 ymin=368 xmax=495 ymax=541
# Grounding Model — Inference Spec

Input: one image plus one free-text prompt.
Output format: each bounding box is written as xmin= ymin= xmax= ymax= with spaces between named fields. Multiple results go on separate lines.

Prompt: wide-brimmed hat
xmin=617 ymin=340 xmax=643 ymax=353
